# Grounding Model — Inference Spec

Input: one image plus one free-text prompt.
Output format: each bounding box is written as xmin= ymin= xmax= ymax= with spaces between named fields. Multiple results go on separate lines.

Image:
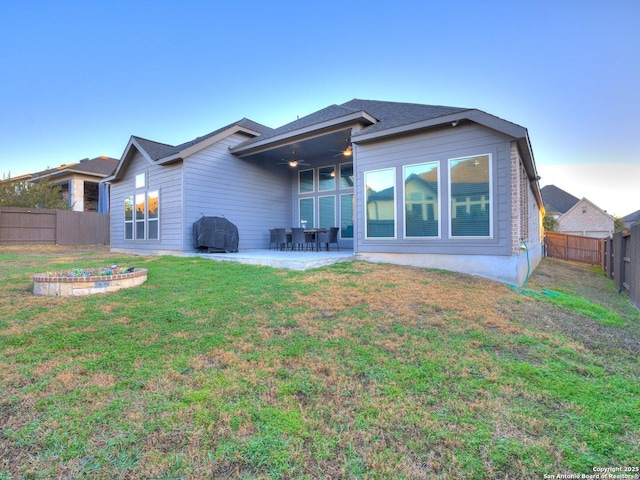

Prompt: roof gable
xmin=560 ymin=197 xmax=614 ymax=221
xmin=108 ymin=118 xmax=271 ymax=182
xmin=541 ymin=185 xmax=580 ymax=214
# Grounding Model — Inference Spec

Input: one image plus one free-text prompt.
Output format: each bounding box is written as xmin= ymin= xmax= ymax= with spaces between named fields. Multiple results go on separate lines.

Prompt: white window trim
xmin=299 ymin=197 xmax=315 ymax=228
xmin=448 ymin=153 xmax=493 ymax=239
xmin=403 ymin=161 xmax=441 ymax=240
xmin=340 ymin=192 xmax=354 ymax=239
xmin=339 ymin=162 xmax=354 ymax=190
xmin=124 ymin=190 xmax=160 ymax=241
xmin=298 ymin=168 xmax=315 ymax=194
xmin=364 ymin=167 xmax=397 ymax=240
xmin=318 ymin=164 xmax=336 ymax=192
xmin=318 ymin=194 xmax=336 ymax=229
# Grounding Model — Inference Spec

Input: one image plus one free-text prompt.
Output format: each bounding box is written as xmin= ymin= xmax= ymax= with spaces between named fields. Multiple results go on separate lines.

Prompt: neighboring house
xmin=622 ymin=209 xmax=640 ymax=231
xmin=541 ymin=185 xmax=614 ymax=238
xmin=541 ymin=184 xmax=579 ymax=219
xmin=105 ymin=99 xmax=545 ymax=286
xmin=557 ymin=198 xmax=614 ymax=238
xmin=30 ymin=156 xmax=118 ymax=212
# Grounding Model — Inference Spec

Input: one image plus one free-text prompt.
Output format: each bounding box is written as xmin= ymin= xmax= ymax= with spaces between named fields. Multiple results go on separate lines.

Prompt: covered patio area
xmin=189 ymin=249 xmax=355 ymax=271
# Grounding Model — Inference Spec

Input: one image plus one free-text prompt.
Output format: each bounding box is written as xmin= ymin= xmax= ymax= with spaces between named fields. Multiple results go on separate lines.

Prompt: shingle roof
xmin=541 ymin=185 xmax=580 ymax=214
xmin=32 ymin=156 xmax=118 ymax=179
xmin=72 ymin=156 xmax=119 ymax=176
xmin=134 ymin=118 xmax=272 ymax=161
xmin=622 ymin=209 xmax=640 ymax=223
xmin=342 ymin=99 xmax=469 ymax=135
xmin=236 ymin=99 xmax=469 ymax=148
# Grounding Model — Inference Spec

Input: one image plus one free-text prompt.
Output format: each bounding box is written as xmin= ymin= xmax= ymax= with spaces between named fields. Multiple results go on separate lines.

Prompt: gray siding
xmin=110 ymin=150 xmax=184 ymax=252
xmin=355 ymin=124 xmax=514 ymax=256
xmin=183 ymin=133 xmax=291 ymax=250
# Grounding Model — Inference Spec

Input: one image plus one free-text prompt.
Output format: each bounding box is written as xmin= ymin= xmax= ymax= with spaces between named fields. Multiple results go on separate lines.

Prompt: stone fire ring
xmin=33 ymin=269 xmax=148 ymax=297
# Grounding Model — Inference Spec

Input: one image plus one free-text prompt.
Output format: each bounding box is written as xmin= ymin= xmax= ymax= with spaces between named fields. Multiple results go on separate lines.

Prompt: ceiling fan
xmin=279 ymin=151 xmax=309 ymax=168
xmin=330 ymin=145 xmax=353 ymax=158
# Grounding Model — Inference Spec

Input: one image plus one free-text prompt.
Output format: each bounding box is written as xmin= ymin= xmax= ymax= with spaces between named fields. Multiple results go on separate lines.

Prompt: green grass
xmin=1 ymin=249 xmax=639 ymax=478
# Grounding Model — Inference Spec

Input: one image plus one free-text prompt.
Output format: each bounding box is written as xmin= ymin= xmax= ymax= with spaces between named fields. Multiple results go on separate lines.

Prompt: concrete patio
xmin=188 ymin=249 xmax=355 ymax=271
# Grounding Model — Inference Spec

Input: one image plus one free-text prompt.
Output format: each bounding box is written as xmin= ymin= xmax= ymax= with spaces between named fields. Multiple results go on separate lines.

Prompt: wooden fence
xmin=0 ymin=207 xmax=109 ymax=245
xmin=544 ymin=231 xmax=604 ymax=266
xmin=604 ymin=223 xmax=639 ymax=310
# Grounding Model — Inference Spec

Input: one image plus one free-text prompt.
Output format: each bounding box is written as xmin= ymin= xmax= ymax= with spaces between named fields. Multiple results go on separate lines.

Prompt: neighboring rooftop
xmin=541 ymin=185 xmax=580 ymax=214
xmin=622 ymin=209 xmax=640 ymax=227
xmin=32 ymin=156 xmax=119 ymax=179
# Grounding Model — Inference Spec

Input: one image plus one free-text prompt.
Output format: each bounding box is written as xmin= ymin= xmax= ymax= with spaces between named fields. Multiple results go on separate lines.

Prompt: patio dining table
xmin=304 ymin=228 xmax=327 ymax=252
xmin=286 ymin=228 xmax=327 ymax=251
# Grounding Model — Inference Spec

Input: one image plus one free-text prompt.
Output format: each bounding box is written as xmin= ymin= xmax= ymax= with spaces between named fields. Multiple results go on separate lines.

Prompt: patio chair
xmin=317 ymin=227 xmax=340 ymax=251
xmin=304 ymin=231 xmax=315 ymax=251
xmin=269 ymin=229 xmax=277 ymax=250
xmin=290 ymin=227 xmax=306 ymax=251
xmin=274 ymin=228 xmax=289 ymax=251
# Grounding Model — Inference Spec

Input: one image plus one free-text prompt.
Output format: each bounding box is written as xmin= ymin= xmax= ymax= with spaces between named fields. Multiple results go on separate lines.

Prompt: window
xmin=449 ymin=154 xmax=491 ymax=237
xmin=318 ymin=165 xmax=335 ymax=191
xmin=318 ymin=195 xmax=335 ymax=229
xmin=135 ymin=193 xmax=145 ymax=239
xmin=299 ymin=197 xmax=314 ymax=228
xmin=340 ymin=163 xmax=353 ymax=188
xmin=124 ymin=196 xmax=133 ymax=240
xmin=340 ymin=193 xmax=354 ymax=238
xmin=148 ymin=190 xmax=159 ymax=240
xmin=299 ymin=169 xmax=314 ymax=194
xmin=404 ymin=162 xmax=439 ymax=237
xmin=135 ymin=172 xmax=146 ymax=189
xmin=365 ymin=168 xmax=395 ymax=238
xmin=124 ymin=190 xmax=159 ymax=240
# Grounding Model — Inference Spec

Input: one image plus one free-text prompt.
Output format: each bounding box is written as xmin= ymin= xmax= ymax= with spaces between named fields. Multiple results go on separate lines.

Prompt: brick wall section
xmin=510 ymin=143 xmax=522 ymax=254
xmin=33 ymin=269 xmax=147 ymax=296
xmin=558 ymin=199 xmax=614 ymax=238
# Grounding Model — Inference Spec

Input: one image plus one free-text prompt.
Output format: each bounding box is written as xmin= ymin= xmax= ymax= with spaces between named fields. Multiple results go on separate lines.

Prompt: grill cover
xmin=193 ymin=216 xmax=239 ymax=253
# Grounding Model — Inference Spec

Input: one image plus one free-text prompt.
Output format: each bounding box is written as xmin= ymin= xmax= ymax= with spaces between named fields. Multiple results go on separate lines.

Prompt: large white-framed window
xmin=135 ymin=193 xmax=146 ymax=239
xmin=365 ymin=168 xmax=396 ymax=239
xmin=340 ymin=162 xmax=354 ymax=188
xmin=124 ymin=190 xmax=159 ymax=240
xmin=299 ymin=169 xmax=314 ymax=194
xmin=147 ymin=190 xmax=159 ymax=240
xmin=124 ymin=195 xmax=134 ymax=240
xmin=449 ymin=154 xmax=492 ymax=238
xmin=404 ymin=162 xmax=440 ymax=238
xmin=340 ymin=193 xmax=354 ymax=239
xmin=299 ymin=197 xmax=315 ymax=228
xmin=318 ymin=195 xmax=336 ymax=229
xmin=318 ymin=165 xmax=336 ymax=191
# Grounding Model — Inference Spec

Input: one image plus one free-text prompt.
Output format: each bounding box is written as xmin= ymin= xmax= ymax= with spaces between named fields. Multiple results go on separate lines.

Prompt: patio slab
xmin=189 ymin=249 xmax=355 ymax=271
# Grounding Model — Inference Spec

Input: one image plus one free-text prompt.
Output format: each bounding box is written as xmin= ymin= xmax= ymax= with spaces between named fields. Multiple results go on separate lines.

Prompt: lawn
xmin=1 ymin=246 xmax=639 ymax=479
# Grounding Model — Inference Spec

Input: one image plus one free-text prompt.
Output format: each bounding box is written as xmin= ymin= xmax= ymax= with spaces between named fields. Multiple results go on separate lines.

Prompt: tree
xmin=0 ymin=173 xmax=70 ymax=209
xmin=614 ymin=216 xmax=625 ymax=233
xmin=543 ymin=213 xmax=558 ymax=232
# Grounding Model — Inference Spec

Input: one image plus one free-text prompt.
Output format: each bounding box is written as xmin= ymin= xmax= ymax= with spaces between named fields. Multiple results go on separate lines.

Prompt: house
xmin=622 ymin=209 xmax=640 ymax=231
xmin=541 ymin=184 xmax=579 ymax=219
xmin=541 ymin=185 xmax=614 ymax=238
xmin=105 ymin=99 xmax=545 ymax=286
xmin=556 ymin=198 xmax=614 ymax=238
xmin=30 ymin=156 xmax=119 ymax=212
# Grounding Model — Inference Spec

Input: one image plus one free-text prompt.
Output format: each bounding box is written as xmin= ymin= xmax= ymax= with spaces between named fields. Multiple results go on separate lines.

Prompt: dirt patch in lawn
xmin=506 ymin=258 xmax=640 ymax=357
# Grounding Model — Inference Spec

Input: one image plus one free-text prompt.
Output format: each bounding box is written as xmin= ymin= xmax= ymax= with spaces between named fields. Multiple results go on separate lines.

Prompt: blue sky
xmin=1 ymin=0 xmax=638 ymax=216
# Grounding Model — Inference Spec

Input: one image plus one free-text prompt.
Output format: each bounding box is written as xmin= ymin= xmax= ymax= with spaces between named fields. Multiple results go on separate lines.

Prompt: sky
xmin=1 ymin=0 xmax=638 ymax=217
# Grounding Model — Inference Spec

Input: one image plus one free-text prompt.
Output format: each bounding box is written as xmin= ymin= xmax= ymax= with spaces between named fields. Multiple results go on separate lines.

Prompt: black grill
xmin=192 ymin=216 xmax=239 ymax=253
